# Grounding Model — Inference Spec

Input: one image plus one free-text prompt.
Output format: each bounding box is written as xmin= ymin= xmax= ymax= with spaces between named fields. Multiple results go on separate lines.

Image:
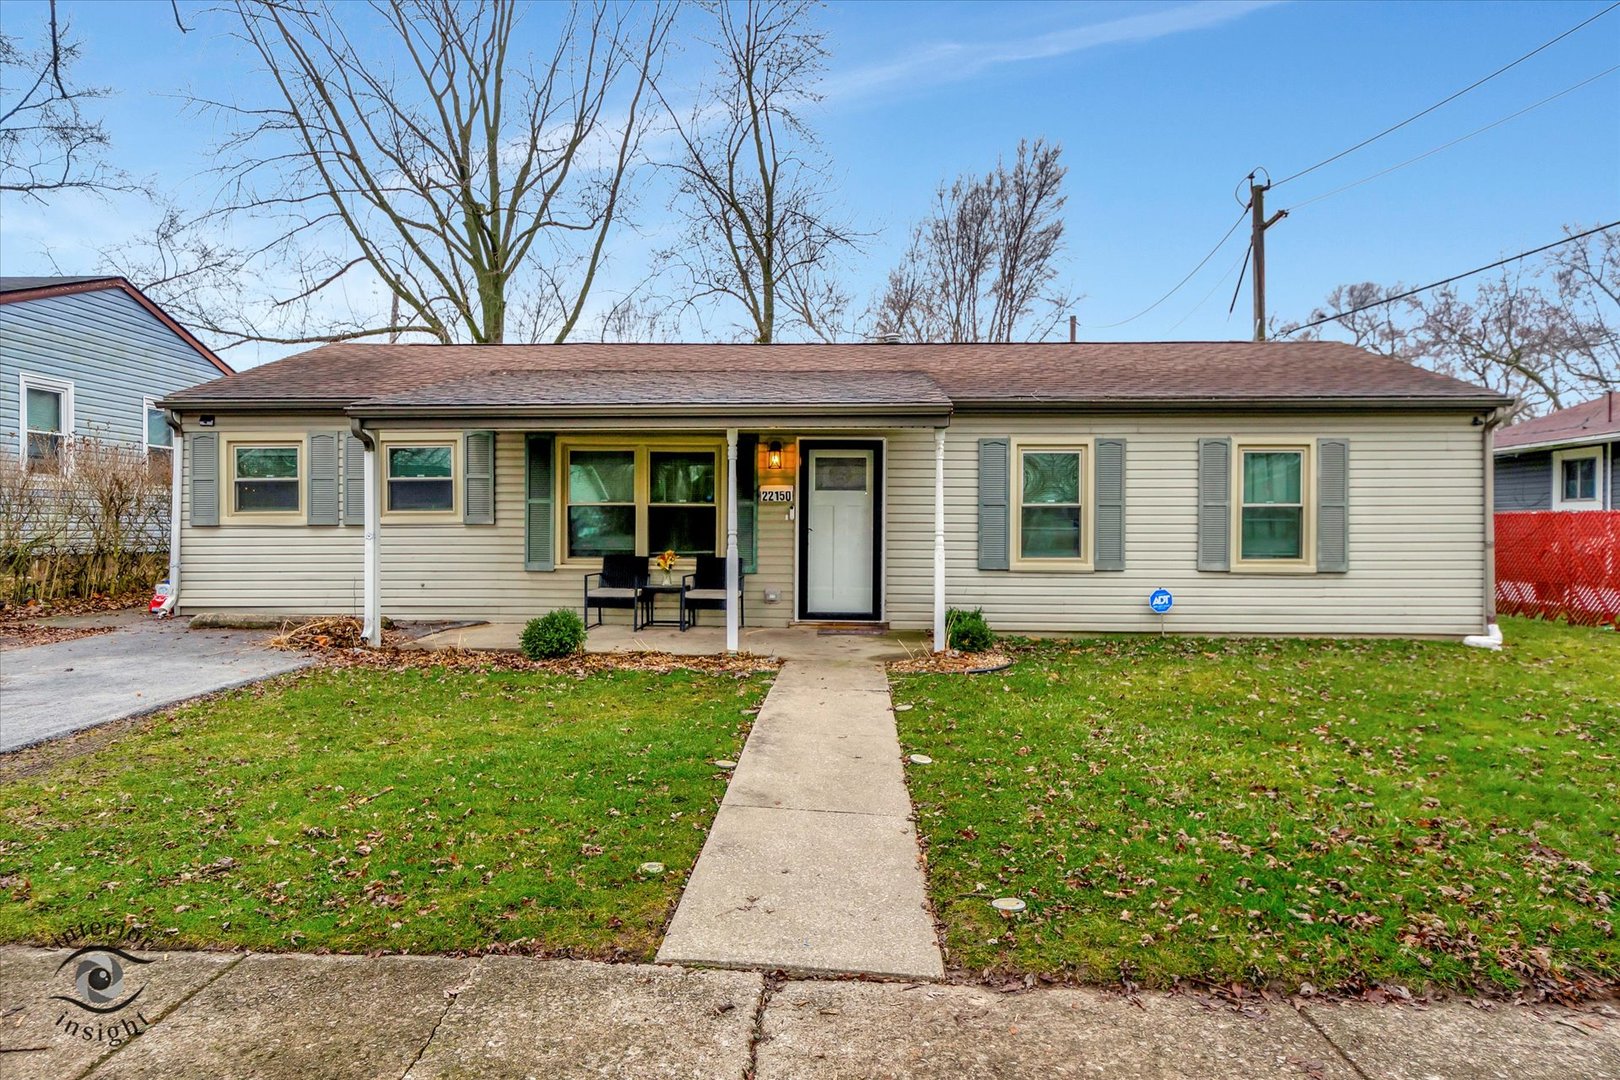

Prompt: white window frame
xmin=1551 ymin=446 xmax=1604 ymax=511
xmin=222 ymin=437 xmax=304 ymax=523
xmin=558 ymin=437 xmax=726 ymax=564
xmin=1231 ymin=441 xmax=1316 ymax=573
xmin=381 ymin=436 xmax=460 ymax=521
xmin=18 ymin=372 xmax=74 ymax=472
xmin=142 ymin=396 xmax=173 ymax=464
xmin=1009 ymin=438 xmax=1093 ymax=572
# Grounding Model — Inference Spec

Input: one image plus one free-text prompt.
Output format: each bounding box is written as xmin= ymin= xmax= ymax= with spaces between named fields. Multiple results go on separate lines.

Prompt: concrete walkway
xmin=0 ymin=613 xmax=311 ymax=752
xmin=656 ymin=655 xmax=944 ymax=979
xmin=4 ymin=947 xmax=1615 ymax=1079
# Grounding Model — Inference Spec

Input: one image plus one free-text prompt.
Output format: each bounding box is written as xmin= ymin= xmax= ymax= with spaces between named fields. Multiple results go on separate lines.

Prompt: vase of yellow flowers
xmin=655 ymin=549 xmax=678 ymax=586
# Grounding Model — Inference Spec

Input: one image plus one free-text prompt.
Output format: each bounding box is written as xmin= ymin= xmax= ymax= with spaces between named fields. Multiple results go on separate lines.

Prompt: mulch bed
xmin=268 ymin=617 xmax=780 ymax=677
xmin=889 ymin=650 xmax=1013 ymax=674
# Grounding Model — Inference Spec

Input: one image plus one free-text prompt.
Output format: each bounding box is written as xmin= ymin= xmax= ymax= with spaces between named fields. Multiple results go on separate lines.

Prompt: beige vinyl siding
xmin=381 ymin=431 xmax=799 ymax=625
xmin=885 ymin=411 xmax=1485 ymax=637
xmin=178 ymin=413 xmax=363 ymax=614
xmin=180 ymin=411 xmax=1486 ymax=637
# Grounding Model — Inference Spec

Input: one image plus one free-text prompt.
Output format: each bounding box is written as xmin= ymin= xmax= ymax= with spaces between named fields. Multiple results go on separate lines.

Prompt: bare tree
xmin=660 ymin=0 xmax=858 ymax=344
xmin=125 ymin=0 xmax=673 ymax=351
xmin=0 ymin=0 xmax=130 ymax=202
xmin=1289 ymin=225 xmax=1620 ymax=419
xmin=872 ymin=139 xmax=1077 ymax=343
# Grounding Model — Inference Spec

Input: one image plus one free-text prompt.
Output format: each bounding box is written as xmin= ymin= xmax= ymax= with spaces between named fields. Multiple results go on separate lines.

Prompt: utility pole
xmin=1248 ymin=174 xmax=1287 ymax=341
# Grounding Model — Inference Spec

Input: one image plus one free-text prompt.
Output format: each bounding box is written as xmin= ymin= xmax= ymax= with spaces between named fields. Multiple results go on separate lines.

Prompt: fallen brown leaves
xmin=269 ymin=616 xmax=366 ymax=650
xmin=890 ymin=651 xmax=1013 ymax=675
xmin=0 ymin=623 xmax=115 ymax=649
xmin=299 ymin=640 xmax=778 ymax=678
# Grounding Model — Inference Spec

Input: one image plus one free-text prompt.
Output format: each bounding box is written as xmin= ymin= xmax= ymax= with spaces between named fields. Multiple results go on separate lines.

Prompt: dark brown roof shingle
xmin=1495 ymin=392 xmax=1620 ymax=450
xmin=161 ymin=340 xmax=1509 ymax=411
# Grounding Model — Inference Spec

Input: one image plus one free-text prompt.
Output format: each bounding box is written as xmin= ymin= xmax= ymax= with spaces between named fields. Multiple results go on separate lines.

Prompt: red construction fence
xmin=1495 ymin=511 xmax=1620 ymax=628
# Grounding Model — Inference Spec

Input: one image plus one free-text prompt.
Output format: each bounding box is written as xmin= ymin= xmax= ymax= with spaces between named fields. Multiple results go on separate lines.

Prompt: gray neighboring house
xmin=1494 ymin=393 xmax=1620 ymax=512
xmin=1 ymin=276 xmax=231 ymax=472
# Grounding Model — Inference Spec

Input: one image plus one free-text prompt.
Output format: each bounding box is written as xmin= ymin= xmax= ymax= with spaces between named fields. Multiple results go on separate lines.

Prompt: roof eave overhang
xmin=951 ymin=395 xmax=1511 ymax=412
xmin=344 ymin=401 xmax=953 ymax=420
xmin=1494 ymin=431 xmax=1620 ymax=455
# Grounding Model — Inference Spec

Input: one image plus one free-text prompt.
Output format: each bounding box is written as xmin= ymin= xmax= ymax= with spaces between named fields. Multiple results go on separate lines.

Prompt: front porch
xmin=407 ymin=621 xmax=921 ymax=662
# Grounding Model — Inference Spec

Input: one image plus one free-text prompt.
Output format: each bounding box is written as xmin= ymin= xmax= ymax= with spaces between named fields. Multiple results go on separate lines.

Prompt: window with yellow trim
xmin=232 ymin=443 xmax=300 ymax=514
xmin=1010 ymin=441 xmax=1092 ymax=569
xmin=563 ymin=443 xmax=721 ymax=560
xmin=1233 ymin=443 xmax=1313 ymax=568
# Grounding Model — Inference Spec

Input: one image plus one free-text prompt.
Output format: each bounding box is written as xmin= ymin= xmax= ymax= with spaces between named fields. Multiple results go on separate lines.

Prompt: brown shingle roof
xmin=354 ymin=369 xmax=952 ymax=410
xmin=161 ymin=340 xmax=1508 ymax=411
xmin=1495 ymin=393 xmax=1620 ymax=450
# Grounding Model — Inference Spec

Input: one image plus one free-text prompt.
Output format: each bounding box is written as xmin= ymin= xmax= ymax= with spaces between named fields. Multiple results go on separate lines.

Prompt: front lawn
xmin=893 ymin=617 xmax=1618 ymax=996
xmin=0 ymin=665 xmax=770 ymax=958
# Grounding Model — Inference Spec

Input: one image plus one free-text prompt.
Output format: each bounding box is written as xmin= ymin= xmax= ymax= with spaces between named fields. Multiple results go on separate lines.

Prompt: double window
xmin=564 ymin=444 xmax=719 ymax=559
xmin=232 ymin=443 xmax=301 ymax=514
xmin=20 ymin=374 xmax=72 ymax=473
xmin=1012 ymin=442 xmax=1090 ymax=568
xmin=1233 ymin=443 xmax=1312 ymax=568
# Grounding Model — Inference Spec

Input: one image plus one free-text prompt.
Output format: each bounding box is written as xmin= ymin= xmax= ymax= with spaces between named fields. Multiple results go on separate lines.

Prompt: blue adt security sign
xmin=1149 ymin=588 xmax=1173 ymax=614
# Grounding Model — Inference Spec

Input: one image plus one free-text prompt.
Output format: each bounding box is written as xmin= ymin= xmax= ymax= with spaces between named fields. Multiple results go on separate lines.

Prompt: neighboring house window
xmin=144 ymin=398 xmax=173 ymax=478
xmin=1234 ymin=443 xmax=1312 ymax=567
xmin=1011 ymin=442 xmax=1090 ymax=568
xmin=562 ymin=443 xmax=723 ymax=560
xmin=232 ymin=444 xmax=301 ymax=514
xmin=19 ymin=374 xmax=73 ymax=473
xmin=386 ymin=444 xmax=455 ymax=512
xmin=1552 ymin=447 xmax=1603 ymax=510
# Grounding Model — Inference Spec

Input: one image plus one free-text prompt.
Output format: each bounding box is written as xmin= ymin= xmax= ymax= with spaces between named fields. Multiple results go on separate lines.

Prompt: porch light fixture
xmin=767 ymin=440 xmax=783 ymax=470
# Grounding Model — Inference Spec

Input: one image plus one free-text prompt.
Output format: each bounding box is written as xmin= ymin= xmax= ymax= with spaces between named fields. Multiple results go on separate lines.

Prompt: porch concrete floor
xmin=407 ymin=620 xmax=923 ymax=662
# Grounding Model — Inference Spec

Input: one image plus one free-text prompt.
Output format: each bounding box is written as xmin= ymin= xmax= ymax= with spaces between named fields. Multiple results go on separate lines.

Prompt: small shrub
xmin=521 ymin=609 xmax=588 ymax=660
xmin=946 ymin=607 xmax=996 ymax=653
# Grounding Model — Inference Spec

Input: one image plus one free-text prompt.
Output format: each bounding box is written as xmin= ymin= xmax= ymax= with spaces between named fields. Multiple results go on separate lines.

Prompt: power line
xmin=1082 ymin=209 xmax=1247 ymax=329
xmin=1285 ymin=65 xmax=1620 ymax=214
xmin=1279 ymin=222 xmax=1619 ymax=336
xmin=1272 ymin=2 xmax=1619 ymax=189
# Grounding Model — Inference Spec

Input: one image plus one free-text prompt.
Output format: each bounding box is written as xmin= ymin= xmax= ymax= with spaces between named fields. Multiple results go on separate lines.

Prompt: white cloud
xmin=823 ymin=1 xmax=1280 ymax=102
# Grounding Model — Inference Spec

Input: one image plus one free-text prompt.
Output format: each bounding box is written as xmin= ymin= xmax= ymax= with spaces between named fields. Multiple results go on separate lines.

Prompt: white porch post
xmin=725 ymin=428 xmax=740 ymax=654
xmin=933 ymin=426 xmax=947 ymax=652
xmin=362 ymin=438 xmax=382 ymax=646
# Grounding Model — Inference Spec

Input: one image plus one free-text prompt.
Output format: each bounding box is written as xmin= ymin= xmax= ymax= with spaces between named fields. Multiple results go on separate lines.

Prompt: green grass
xmin=892 ymin=617 xmax=1619 ymax=995
xmin=0 ymin=666 xmax=770 ymax=958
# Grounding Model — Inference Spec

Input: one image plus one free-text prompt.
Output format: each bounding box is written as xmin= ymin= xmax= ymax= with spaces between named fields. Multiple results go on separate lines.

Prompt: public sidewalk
xmin=3 ymin=946 xmax=1615 ymax=1079
xmin=655 ymin=655 xmax=945 ymax=979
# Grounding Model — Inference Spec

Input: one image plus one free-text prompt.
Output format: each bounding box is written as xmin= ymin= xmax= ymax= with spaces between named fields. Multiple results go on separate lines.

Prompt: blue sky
xmin=2 ymin=0 xmax=1616 ymax=365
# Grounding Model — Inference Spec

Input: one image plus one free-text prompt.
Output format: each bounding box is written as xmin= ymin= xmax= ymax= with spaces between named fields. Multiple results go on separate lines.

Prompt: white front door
xmin=805 ymin=448 xmax=876 ymax=617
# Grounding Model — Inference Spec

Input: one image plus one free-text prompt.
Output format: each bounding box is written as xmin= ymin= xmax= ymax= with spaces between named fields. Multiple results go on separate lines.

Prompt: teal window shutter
xmin=343 ymin=434 xmax=365 ymax=525
xmin=977 ymin=438 xmax=1009 ymax=571
xmin=1317 ymin=438 xmax=1350 ymax=572
xmin=1094 ymin=438 xmax=1126 ymax=571
xmin=1197 ymin=437 xmax=1231 ymax=572
xmin=307 ymin=432 xmax=341 ymax=526
xmin=190 ymin=432 xmax=218 ymax=527
xmin=525 ymin=434 xmax=555 ymax=571
xmin=464 ymin=431 xmax=495 ymax=525
xmin=737 ymin=434 xmax=758 ymax=572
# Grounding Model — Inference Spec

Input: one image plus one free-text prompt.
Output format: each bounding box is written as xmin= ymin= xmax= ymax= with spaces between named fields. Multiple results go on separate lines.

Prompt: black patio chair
xmin=584 ymin=553 xmax=647 ymax=628
xmin=680 ymin=555 xmax=745 ymax=631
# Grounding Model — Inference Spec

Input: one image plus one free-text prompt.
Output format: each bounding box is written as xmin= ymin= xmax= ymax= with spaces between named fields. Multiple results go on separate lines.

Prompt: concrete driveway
xmin=0 ymin=611 xmax=311 ymax=753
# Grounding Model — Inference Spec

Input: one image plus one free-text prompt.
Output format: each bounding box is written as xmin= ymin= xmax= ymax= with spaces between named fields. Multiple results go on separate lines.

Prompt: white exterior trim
xmin=933 ymin=427 xmax=946 ymax=652
xmin=363 ymin=440 xmax=382 ymax=645
xmin=1551 ymin=445 xmax=1605 ymax=511
xmin=17 ymin=371 xmax=75 ymax=466
xmin=725 ymin=428 xmax=739 ymax=653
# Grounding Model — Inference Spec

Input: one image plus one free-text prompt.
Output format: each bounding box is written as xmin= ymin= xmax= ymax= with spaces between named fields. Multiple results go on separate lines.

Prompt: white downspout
xmin=351 ymin=419 xmax=382 ymax=646
xmin=155 ymin=409 xmax=184 ymax=617
xmin=725 ymin=428 xmax=740 ymax=654
xmin=1464 ymin=407 xmax=1506 ymax=650
xmin=933 ymin=427 xmax=947 ymax=652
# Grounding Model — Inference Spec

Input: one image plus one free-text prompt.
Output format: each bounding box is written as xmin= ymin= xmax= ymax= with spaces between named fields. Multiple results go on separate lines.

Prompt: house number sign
xmin=759 ymin=486 xmax=794 ymax=504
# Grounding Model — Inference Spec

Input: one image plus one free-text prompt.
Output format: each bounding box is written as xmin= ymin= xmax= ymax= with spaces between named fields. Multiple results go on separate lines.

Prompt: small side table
xmin=637 ymin=583 xmax=683 ymax=630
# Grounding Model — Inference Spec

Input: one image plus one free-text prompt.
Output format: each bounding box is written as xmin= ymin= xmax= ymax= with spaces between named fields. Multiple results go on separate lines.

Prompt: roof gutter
xmin=1464 ymin=405 xmax=1509 ymax=650
xmin=343 ymin=401 xmax=954 ymax=419
xmin=949 ymin=395 xmax=1513 ymax=413
xmin=155 ymin=410 xmax=185 ymax=618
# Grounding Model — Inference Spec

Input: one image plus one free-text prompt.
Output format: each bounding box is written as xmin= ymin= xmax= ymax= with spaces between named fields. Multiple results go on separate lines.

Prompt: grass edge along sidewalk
xmin=893 ymin=617 xmax=1619 ymax=1001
